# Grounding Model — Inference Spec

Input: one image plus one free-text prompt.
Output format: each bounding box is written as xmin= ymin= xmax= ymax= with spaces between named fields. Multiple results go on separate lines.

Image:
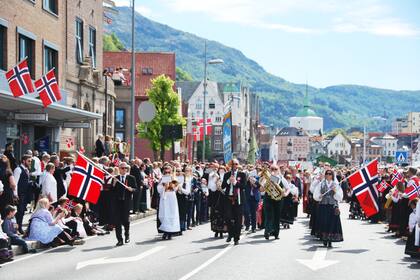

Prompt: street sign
xmin=63 ymin=122 xmax=91 ymax=129
xmin=138 ymin=101 xmax=156 ymax=122
xmin=15 ymin=113 xmax=48 ymax=121
xmin=395 ymin=151 xmax=408 ymax=163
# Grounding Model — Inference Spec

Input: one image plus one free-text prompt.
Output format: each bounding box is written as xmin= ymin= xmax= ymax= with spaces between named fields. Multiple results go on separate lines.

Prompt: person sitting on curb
xmin=2 ymin=205 xmax=36 ymax=254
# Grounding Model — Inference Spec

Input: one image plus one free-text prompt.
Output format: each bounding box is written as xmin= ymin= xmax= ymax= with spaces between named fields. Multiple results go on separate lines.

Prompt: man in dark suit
xmin=244 ymin=172 xmax=261 ymax=233
xmin=130 ymin=159 xmax=143 ymax=213
xmin=95 ymin=134 xmax=105 ymax=157
xmin=113 ymin=162 xmax=137 ymax=246
xmin=221 ymin=159 xmax=247 ymax=245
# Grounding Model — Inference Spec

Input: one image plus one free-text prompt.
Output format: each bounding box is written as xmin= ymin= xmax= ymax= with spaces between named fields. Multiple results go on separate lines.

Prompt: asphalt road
xmin=1 ymin=204 xmax=419 ymax=280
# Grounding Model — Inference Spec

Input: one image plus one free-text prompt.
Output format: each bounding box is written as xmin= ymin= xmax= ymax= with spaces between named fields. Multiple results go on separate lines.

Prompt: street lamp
xmin=202 ymin=41 xmax=224 ymax=162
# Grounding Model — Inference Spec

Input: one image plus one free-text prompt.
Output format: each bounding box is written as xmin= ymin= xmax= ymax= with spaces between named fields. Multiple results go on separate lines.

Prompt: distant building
xmin=371 ymin=133 xmax=398 ymax=159
xmin=351 ymin=139 xmax=383 ymax=164
xmin=326 ymin=134 xmax=351 ymax=159
xmin=289 ymin=87 xmax=323 ymax=136
xmin=392 ymin=112 xmax=420 ymax=134
xmin=308 ymin=136 xmax=327 ymax=162
xmin=103 ymin=51 xmax=177 ymax=160
xmin=276 ymin=127 xmax=310 ymax=161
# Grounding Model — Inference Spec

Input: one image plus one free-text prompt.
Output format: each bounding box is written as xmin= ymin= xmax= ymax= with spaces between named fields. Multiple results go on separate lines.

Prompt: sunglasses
xmin=271 ymin=168 xmax=278 ymax=171
xmin=325 ymin=173 xmax=333 ymax=176
xmin=120 ymin=167 xmax=128 ymax=170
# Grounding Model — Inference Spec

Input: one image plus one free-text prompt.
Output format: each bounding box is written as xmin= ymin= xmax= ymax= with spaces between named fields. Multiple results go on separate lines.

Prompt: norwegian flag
xmin=377 ymin=180 xmax=390 ymax=193
xmin=404 ymin=178 xmax=420 ymax=201
xmin=34 ymin=69 xmax=62 ymax=108
xmin=348 ymin=159 xmax=380 ymax=217
xmin=78 ymin=146 xmax=85 ymax=154
xmin=67 ymin=155 xmax=104 ymax=204
xmin=5 ymin=59 xmax=34 ymax=97
xmin=390 ymin=169 xmax=404 ymax=187
xmin=64 ymin=199 xmax=78 ymax=211
xmin=66 ymin=138 xmax=74 ymax=149
xmin=193 ymin=118 xmax=212 ymax=141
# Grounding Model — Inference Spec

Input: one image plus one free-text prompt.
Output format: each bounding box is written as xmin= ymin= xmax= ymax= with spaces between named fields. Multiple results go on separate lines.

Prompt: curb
xmin=11 ymin=209 xmax=157 ymax=257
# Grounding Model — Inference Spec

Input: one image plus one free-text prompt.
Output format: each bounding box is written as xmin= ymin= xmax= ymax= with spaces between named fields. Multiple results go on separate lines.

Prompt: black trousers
xmin=226 ymin=203 xmax=243 ymax=241
xmin=114 ymin=200 xmax=130 ymax=242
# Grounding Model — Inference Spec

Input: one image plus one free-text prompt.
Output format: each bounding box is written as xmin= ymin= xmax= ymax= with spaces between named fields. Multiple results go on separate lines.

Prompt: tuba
xmin=259 ymin=167 xmax=285 ymax=201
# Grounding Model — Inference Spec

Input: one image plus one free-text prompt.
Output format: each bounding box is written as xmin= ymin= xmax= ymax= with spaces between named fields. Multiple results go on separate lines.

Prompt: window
xmin=18 ymin=34 xmax=35 ymax=79
xmin=115 ymin=132 xmax=125 ymax=142
xmin=141 ymin=67 xmax=153 ymax=75
xmin=88 ymin=27 xmax=96 ymax=68
xmin=76 ymin=18 xmax=83 ymax=64
xmin=43 ymin=45 xmax=58 ymax=76
xmin=214 ymin=140 xmax=222 ymax=150
xmin=0 ymin=25 xmax=6 ymax=70
xmin=195 ymin=103 xmax=202 ymax=110
xmin=214 ymin=127 xmax=222 ymax=135
xmin=215 ymin=116 xmax=222 ymax=123
xmin=115 ymin=109 xmax=125 ymax=129
xmin=209 ymin=100 xmax=215 ymax=109
xmin=43 ymin=0 xmax=58 ymax=15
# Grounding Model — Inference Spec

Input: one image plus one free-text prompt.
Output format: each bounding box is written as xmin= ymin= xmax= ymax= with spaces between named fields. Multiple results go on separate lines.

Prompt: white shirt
xmin=180 ymin=176 xmax=192 ymax=195
xmin=0 ymin=180 xmax=3 ymax=192
xmin=207 ymin=171 xmax=218 ymax=192
xmin=42 ymin=172 xmax=57 ymax=203
xmin=31 ymin=156 xmax=42 ymax=177
xmin=409 ymin=209 xmax=417 ymax=233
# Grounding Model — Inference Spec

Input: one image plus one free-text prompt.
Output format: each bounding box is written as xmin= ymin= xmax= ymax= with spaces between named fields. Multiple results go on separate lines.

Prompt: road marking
xmin=178 ymin=233 xmax=251 ymax=280
xmin=296 ymin=247 xmax=339 ymax=271
xmin=76 ymin=245 xmax=165 ymax=270
xmin=2 ymin=215 xmax=156 ymax=267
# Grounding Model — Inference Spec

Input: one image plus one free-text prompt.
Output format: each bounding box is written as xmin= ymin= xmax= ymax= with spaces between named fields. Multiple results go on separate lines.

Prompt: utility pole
xmin=202 ymin=41 xmax=207 ymax=163
xmin=130 ymin=0 xmax=136 ymax=159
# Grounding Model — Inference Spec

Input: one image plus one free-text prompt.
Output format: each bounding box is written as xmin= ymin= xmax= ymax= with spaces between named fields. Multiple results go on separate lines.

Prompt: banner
xmin=223 ymin=110 xmax=232 ymax=164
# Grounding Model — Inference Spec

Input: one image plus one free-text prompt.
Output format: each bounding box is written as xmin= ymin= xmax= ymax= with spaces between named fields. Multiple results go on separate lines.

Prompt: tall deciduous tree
xmin=137 ymin=75 xmax=185 ymax=160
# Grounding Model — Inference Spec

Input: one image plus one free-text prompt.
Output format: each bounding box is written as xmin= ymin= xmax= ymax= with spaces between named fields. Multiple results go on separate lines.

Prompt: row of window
xmin=195 ymin=102 xmax=216 ymax=110
xmin=76 ymin=18 xmax=96 ymax=67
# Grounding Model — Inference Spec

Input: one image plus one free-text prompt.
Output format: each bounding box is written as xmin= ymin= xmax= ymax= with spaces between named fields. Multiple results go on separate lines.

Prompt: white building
xmin=289 ymin=88 xmax=323 ymax=136
xmin=371 ymin=133 xmax=398 ymax=159
xmin=392 ymin=112 xmax=420 ymax=133
xmin=326 ymin=133 xmax=351 ymax=158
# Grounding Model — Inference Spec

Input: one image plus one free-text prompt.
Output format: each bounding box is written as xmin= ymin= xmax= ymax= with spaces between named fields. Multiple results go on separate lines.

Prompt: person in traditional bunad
xmin=158 ymin=176 xmax=181 ymax=240
xmin=313 ymin=169 xmax=344 ymax=248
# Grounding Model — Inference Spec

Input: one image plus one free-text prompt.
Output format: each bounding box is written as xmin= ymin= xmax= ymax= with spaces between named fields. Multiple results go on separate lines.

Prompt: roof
xmin=276 ymin=127 xmax=307 ymax=137
xmin=296 ymin=107 xmax=317 ymax=117
xmin=176 ymin=81 xmax=201 ymax=102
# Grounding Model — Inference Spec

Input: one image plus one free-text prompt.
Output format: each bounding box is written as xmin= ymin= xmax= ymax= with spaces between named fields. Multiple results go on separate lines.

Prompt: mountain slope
xmin=106 ymin=7 xmax=420 ymax=130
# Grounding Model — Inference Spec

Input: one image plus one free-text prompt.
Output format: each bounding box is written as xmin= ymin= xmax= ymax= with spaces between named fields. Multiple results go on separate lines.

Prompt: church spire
xmin=304 ymin=81 xmax=309 ymax=108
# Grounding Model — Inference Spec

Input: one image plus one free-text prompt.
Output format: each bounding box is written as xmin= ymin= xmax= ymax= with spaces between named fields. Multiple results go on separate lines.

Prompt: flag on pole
xmin=404 ymin=178 xmax=420 ymax=201
xmin=5 ymin=59 xmax=34 ymax=97
xmin=377 ymin=180 xmax=390 ymax=193
xmin=348 ymin=159 xmax=380 ymax=217
xmin=68 ymin=155 xmax=104 ymax=204
xmin=34 ymin=69 xmax=61 ymax=107
xmin=64 ymin=199 xmax=78 ymax=211
xmin=390 ymin=169 xmax=404 ymax=187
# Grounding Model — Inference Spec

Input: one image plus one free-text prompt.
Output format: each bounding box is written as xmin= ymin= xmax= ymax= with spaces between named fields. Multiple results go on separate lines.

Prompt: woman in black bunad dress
xmin=313 ymin=170 xmax=344 ymax=247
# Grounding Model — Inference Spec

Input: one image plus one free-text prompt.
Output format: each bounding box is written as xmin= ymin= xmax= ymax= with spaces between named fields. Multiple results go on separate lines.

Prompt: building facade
xmin=392 ymin=112 xmax=420 ymax=134
xmin=103 ymin=51 xmax=177 ymax=160
xmin=276 ymin=127 xmax=310 ymax=162
xmin=289 ymin=89 xmax=323 ymax=136
xmin=326 ymin=133 xmax=351 ymax=159
xmin=0 ymin=0 xmax=115 ymax=157
xmin=371 ymin=133 xmax=398 ymax=159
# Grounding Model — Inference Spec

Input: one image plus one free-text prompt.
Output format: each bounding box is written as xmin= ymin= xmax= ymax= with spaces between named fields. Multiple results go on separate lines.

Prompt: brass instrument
xmin=259 ymin=167 xmax=285 ymax=201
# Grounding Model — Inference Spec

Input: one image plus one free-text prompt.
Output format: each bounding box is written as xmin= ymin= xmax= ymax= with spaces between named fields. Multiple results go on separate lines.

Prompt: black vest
xmin=17 ymin=166 xmax=31 ymax=195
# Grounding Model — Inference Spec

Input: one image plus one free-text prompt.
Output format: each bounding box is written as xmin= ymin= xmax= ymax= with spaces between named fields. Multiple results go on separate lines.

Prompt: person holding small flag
xmin=313 ymin=169 xmax=344 ymax=247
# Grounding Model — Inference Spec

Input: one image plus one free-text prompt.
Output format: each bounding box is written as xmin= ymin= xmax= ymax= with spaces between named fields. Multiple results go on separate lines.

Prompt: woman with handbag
xmin=313 ymin=170 xmax=344 ymax=248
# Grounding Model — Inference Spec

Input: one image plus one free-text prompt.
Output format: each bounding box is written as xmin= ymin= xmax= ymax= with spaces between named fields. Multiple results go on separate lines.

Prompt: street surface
xmin=1 ymin=204 xmax=419 ymax=280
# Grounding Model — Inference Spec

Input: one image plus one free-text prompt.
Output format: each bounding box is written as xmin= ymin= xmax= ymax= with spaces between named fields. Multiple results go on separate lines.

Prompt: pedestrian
xmin=4 ymin=143 xmax=17 ymax=171
xmin=313 ymin=170 xmax=344 ymax=247
xmin=158 ymin=177 xmax=180 ymax=240
xmin=221 ymin=159 xmax=246 ymax=245
xmin=0 ymin=155 xmax=16 ymax=218
xmin=13 ymin=154 xmax=33 ymax=234
xmin=40 ymin=163 xmax=57 ymax=204
xmin=95 ymin=134 xmax=105 ymax=158
xmin=112 ymin=162 xmax=137 ymax=246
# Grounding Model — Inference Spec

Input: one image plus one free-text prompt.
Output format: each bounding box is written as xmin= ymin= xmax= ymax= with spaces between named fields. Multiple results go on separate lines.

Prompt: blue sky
xmin=114 ymin=0 xmax=420 ymax=90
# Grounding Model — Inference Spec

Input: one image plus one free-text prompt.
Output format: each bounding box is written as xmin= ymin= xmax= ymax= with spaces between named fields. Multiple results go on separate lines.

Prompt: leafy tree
xmin=137 ymin=75 xmax=185 ymax=160
xmin=176 ymin=67 xmax=193 ymax=81
xmin=103 ymin=33 xmax=125 ymax=51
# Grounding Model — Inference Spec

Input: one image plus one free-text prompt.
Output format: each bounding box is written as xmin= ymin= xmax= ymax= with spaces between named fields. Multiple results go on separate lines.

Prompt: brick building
xmin=0 ymin=0 xmax=115 ymax=157
xmin=276 ymin=127 xmax=310 ymax=162
xmin=103 ymin=51 xmax=178 ymax=160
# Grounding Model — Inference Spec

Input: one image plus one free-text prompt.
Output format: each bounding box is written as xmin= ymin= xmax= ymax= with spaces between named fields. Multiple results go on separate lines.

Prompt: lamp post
xmin=130 ymin=0 xmax=136 ymax=159
xmin=202 ymin=41 xmax=223 ymax=162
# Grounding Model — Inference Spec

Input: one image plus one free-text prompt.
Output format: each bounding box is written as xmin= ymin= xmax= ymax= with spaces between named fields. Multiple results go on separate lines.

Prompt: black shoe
xmin=214 ymin=232 xmax=218 ymax=238
xmin=251 ymin=229 xmax=256 ymax=233
xmin=162 ymin=233 xmax=167 ymax=240
xmin=219 ymin=233 xmax=224 ymax=239
xmin=274 ymin=235 xmax=279 ymax=240
xmin=226 ymin=237 xmax=232 ymax=243
xmin=168 ymin=235 xmax=172 ymax=240
xmin=234 ymin=240 xmax=239 ymax=245
xmin=245 ymin=227 xmax=249 ymax=231
xmin=328 ymin=241 xmax=332 ymax=248
xmin=18 ymin=228 xmax=24 ymax=235
xmin=323 ymin=240 xmax=328 ymax=247
xmin=116 ymin=241 xmax=123 ymax=246
xmin=28 ymin=249 xmax=37 ymax=254
xmin=125 ymin=237 xmax=130 ymax=243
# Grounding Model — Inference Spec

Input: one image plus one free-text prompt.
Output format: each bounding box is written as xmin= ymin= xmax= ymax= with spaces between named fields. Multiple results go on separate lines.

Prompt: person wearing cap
xmin=112 ymin=162 xmax=137 ymax=246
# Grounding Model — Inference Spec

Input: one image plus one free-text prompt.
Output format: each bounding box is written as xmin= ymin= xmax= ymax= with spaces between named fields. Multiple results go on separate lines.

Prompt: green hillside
xmin=105 ymin=6 xmax=420 ymax=131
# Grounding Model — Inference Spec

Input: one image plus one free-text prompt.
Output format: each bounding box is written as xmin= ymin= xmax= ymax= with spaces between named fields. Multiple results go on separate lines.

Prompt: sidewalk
xmin=12 ymin=209 xmax=157 ymax=256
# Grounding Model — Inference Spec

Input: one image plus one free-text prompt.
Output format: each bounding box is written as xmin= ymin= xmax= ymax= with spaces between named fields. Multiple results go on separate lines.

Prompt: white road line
xmin=2 ymin=215 xmax=156 ymax=267
xmin=178 ymin=233 xmax=250 ymax=280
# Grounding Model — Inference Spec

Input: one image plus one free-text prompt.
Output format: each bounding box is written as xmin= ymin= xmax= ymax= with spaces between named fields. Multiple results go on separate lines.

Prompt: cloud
xmin=113 ymin=0 xmax=153 ymax=17
xmin=159 ymin=0 xmax=420 ymax=37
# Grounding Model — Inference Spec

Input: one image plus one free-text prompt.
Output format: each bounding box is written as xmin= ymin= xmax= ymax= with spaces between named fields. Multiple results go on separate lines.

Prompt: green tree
xmin=103 ymin=33 xmax=125 ymax=51
xmin=137 ymin=75 xmax=185 ymax=160
xmin=176 ymin=67 xmax=193 ymax=81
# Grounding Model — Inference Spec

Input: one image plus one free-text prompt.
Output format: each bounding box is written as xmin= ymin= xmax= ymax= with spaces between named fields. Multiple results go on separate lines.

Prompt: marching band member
xmin=221 ymin=159 xmax=246 ymax=245
xmin=313 ymin=169 xmax=344 ymax=247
